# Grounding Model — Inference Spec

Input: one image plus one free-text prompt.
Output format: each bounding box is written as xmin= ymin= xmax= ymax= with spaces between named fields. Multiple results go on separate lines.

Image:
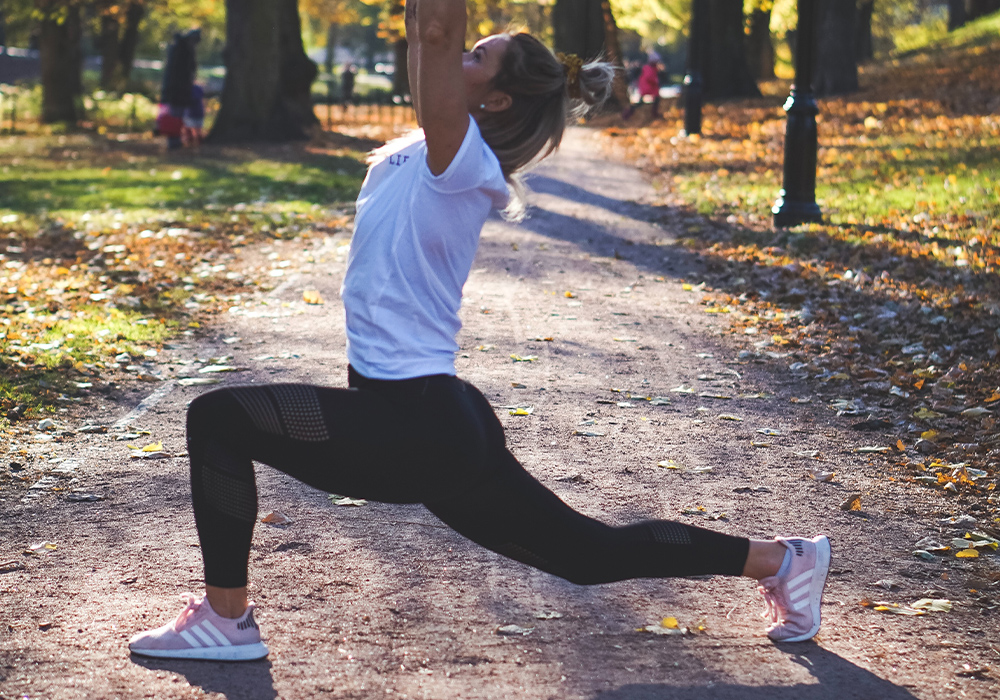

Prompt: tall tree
xmin=948 ymin=0 xmax=968 ymax=30
xmin=968 ymin=0 xmax=1000 ymax=21
xmin=210 ymin=0 xmax=318 ymax=142
xmin=813 ymin=0 xmax=857 ymax=96
xmin=855 ymin=0 xmax=873 ymax=63
xmin=703 ymin=0 xmax=759 ymax=99
xmin=97 ymin=1 xmax=145 ymax=92
xmin=552 ymin=0 xmax=606 ymax=60
xmin=747 ymin=2 xmax=775 ymax=81
xmin=37 ymin=0 xmax=83 ymax=124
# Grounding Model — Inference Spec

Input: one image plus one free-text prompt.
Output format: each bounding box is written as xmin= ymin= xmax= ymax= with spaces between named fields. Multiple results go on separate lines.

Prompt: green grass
xmin=0 ymin=131 xmax=369 ymax=422
xmin=0 ymin=135 xmax=368 ymax=232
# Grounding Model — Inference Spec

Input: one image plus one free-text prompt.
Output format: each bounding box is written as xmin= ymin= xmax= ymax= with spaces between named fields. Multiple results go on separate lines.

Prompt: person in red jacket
xmin=637 ymin=52 xmax=662 ymax=119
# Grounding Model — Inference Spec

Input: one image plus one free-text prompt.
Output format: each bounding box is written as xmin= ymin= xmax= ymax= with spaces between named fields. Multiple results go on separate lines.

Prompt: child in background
xmin=182 ymin=83 xmax=205 ymax=148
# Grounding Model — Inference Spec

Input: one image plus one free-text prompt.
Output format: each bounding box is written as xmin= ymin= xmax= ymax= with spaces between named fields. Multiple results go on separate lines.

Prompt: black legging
xmin=187 ymin=368 xmax=750 ymax=588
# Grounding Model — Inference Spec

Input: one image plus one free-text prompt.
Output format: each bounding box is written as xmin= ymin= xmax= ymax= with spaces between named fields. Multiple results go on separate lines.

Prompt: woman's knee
xmin=186 ymin=388 xmax=239 ymax=440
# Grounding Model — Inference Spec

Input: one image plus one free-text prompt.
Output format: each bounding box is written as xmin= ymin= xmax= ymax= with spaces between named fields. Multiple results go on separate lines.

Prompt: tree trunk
xmin=599 ymin=0 xmax=628 ymax=109
xmin=969 ymin=0 xmax=1000 ymax=21
xmin=746 ymin=8 xmax=775 ymax=81
xmin=99 ymin=13 xmax=121 ymax=91
xmin=949 ymin=0 xmax=968 ymax=30
xmin=814 ymin=0 xmax=857 ymax=96
xmin=393 ymin=38 xmax=409 ymax=99
xmin=856 ymin=0 xmax=874 ymax=63
xmin=119 ymin=2 xmax=144 ymax=88
xmin=325 ymin=22 xmax=338 ymax=76
xmin=703 ymin=0 xmax=759 ymax=99
xmin=552 ymin=0 xmax=606 ymax=61
xmin=210 ymin=0 xmax=318 ymax=142
xmin=39 ymin=1 xmax=82 ymax=124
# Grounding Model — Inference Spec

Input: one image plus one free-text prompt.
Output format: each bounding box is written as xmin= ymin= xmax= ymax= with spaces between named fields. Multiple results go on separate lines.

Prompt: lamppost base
xmin=772 ymin=198 xmax=823 ymax=228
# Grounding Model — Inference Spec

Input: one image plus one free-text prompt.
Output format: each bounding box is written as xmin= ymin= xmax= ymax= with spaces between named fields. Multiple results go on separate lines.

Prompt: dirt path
xmin=1 ymin=128 xmax=997 ymax=700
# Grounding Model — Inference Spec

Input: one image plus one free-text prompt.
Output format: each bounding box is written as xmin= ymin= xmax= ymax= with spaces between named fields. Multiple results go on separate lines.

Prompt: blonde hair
xmin=478 ymin=33 xmax=616 ymax=220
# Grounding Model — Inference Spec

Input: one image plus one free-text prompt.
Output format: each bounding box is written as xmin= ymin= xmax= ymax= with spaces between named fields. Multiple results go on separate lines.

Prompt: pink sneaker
xmin=758 ymin=535 xmax=831 ymax=642
xmin=129 ymin=593 xmax=268 ymax=661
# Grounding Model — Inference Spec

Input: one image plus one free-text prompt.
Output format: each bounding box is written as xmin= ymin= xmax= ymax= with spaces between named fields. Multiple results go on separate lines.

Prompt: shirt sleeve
xmin=421 ymin=119 xmax=505 ymax=197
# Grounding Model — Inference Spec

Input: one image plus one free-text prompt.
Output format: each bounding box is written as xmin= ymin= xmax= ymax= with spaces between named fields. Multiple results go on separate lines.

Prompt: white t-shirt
xmin=341 ymin=119 xmax=509 ymax=379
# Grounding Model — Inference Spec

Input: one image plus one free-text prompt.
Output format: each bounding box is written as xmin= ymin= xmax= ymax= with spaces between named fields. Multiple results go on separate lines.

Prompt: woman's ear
xmin=483 ymin=90 xmax=513 ymax=113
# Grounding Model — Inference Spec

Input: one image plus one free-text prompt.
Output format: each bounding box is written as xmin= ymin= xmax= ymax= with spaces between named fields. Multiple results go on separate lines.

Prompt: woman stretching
xmin=129 ymin=0 xmax=830 ymax=661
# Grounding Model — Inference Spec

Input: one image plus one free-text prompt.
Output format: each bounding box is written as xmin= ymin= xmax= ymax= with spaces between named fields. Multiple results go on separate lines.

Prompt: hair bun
xmin=556 ymin=52 xmax=584 ymax=99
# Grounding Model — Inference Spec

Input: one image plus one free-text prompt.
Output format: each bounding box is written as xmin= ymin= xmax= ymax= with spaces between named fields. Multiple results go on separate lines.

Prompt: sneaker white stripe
xmin=179 ymin=630 xmax=203 ymax=648
xmin=201 ymin=620 xmax=233 ymax=647
xmin=787 ymin=569 xmax=813 ymax=590
xmin=190 ymin=625 xmax=217 ymax=647
xmin=789 ymin=584 xmax=810 ymax=602
xmin=792 ymin=597 xmax=812 ymax=611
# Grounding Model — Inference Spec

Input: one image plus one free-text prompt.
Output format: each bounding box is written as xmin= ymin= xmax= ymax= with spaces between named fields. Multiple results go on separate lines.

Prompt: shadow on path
xmin=131 ymin=655 xmax=278 ymax=700
xmin=592 ymin=645 xmax=919 ymax=700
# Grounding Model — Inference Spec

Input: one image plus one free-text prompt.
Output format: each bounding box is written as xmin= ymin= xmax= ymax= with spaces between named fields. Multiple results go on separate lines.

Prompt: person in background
xmin=160 ymin=28 xmax=200 ymax=150
xmin=341 ymin=63 xmax=356 ymax=104
xmin=637 ymin=51 xmax=661 ymax=119
xmin=182 ymin=83 xmax=205 ymax=148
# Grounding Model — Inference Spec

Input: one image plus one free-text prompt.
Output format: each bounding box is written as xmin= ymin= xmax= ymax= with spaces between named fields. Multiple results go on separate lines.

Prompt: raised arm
xmin=405 ymin=0 xmax=470 ymax=176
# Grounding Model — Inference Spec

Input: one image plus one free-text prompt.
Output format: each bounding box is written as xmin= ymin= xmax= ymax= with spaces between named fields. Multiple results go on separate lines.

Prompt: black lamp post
xmin=682 ymin=0 xmax=707 ymax=136
xmin=772 ymin=0 xmax=822 ymax=228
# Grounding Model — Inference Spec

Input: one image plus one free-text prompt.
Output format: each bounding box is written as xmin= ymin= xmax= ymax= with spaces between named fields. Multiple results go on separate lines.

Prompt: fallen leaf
xmin=855 ymin=446 xmax=890 ymax=453
xmin=956 ymin=548 xmax=980 ymax=558
xmin=657 ymin=459 xmax=683 ymax=469
xmin=26 ymin=542 xmax=57 ymax=555
xmin=717 ymin=414 xmax=742 ymax=421
xmin=140 ymin=442 xmax=163 ymax=452
xmin=178 ymin=376 xmax=221 ymax=386
xmin=510 ymin=354 xmax=538 ymax=362
xmin=574 ymin=430 xmax=605 ymax=437
xmin=261 ymin=511 xmax=293 ymax=525
xmin=302 ymin=290 xmax=324 ymax=304
xmin=757 ymin=428 xmax=782 ymax=436
xmin=638 ymin=617 xmax=689 ymax=635
xmin=509 ymin=407 xmax=534 ymax=416
xmin=840 ymin=494 xmax=863 ymax=511
xmin=329 ymin=495 xmax=367 ymax=507
xmin=533 ymin=611 xmax=564 ymax=620
xmin=497 ymin=624 xmax=533 ymax=636
xmin=911 ymin=598 xmax=953 ymax=612
xmin=808 ymin=469 xmax=836 ymax=482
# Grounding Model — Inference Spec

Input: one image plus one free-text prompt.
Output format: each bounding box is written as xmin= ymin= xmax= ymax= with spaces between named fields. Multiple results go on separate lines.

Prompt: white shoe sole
xmin=774 ymin=535 xmax=831 ymax=643
xmin=130 ymin=641 xmax=269 ymax=661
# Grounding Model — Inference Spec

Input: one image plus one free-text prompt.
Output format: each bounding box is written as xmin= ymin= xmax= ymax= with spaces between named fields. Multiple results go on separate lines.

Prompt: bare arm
xmin=405 ymin=0 xmax=422 ymax=127
xmin=408 ymin=0 xmax=469 ymax=176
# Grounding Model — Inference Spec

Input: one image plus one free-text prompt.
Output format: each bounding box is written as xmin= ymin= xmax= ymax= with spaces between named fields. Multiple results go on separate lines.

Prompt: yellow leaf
xmin=661 ymin=617 xmax=679 ymax=629
xmin=896 ymin=439 xmax=905 ymax=451
xmin=921 ymin=429 xmax=939 ymax=440
xmin=302 ymin=289 xmax=324 ymax=305
xmin=564 ymin=291 xmax=576 ymax=298
xmin=141 ymin=442 xmax=163 ymax=452
xmin=682 ymin=283 xmax=693 ymax=291
xmin=956 ymin=548 xmax=979 ymax=558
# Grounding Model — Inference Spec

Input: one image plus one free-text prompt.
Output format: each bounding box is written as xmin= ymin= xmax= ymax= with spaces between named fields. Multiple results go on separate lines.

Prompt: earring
xmin=479 ymin=104 xmax=486 ymax=109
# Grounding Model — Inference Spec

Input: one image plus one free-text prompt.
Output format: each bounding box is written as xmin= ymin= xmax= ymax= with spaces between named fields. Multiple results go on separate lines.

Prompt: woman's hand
xmin=406 ymin=0 xmax=469 ymax=176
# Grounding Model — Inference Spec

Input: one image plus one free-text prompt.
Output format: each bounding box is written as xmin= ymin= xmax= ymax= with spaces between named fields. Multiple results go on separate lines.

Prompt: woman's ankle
xmin=742 ymin=539 xmax=788 ymax=580
xmin=205 ymin=584 xmax=249 ymax=619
